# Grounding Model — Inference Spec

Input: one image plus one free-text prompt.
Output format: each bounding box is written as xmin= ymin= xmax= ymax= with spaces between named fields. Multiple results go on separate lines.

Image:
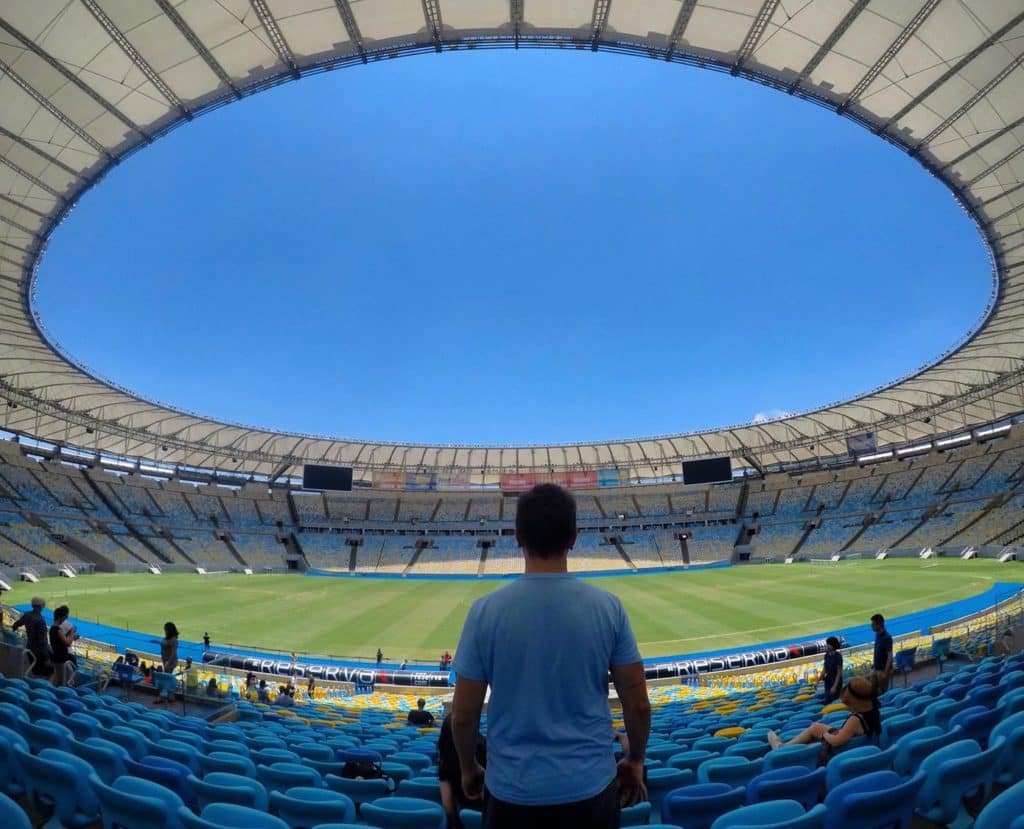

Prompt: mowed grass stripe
xmin=5 ymin=560 xmax=1022 ymax=660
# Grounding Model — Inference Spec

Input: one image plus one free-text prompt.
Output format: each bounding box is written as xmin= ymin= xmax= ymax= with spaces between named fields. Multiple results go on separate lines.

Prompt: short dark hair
xmin=515 ymin=484 xmax=577 ymax=558
xmin=870 ymin=614 xmax=884 ymax=626
xmin=417 ymin=698 xmax=426 ymax=709
xmin=165 ymin=622 xmax=179 ymax=638
xmin=826 ymin=636 xmax=840 ymax=650
xmin=54 ymin=605 xmax=69 ymax=620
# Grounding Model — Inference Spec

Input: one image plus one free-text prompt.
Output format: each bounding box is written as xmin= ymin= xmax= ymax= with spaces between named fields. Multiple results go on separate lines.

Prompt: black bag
xmin=341 ymin=758 xmax=383 ymax=780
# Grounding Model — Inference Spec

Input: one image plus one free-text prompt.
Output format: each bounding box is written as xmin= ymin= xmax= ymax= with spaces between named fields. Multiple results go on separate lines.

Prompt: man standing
xmin=203 ymin=632 xmax=210 ymax=651
xmin=452 ymin=484 xmax=651 ymax=828
xmin=12 ymin=596 xmax=51 ymax=677
xmin=871 ymin=613 xmax=893 ymax=693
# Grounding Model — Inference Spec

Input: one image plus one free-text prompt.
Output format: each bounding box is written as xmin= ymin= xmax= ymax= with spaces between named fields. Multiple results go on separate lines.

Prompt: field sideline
xmin=4 ymin=560 xmax=1022 ymax=662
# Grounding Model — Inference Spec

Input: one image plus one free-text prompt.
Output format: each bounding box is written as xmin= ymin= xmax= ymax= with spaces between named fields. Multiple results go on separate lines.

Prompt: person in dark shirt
xmin=12 ymin=596 xmax=51 ymax=677
xmin=376 ymin=648 xmax=384 ymax=667
xmin=871 ymin=613 xmax=893 ymax=693
xmin=821 ymin=636 xmax=843 ymax=704
xmin=49 ymin=605 xmax=75 ymax=686
xmin=768 ymin=675 xmax=881 ymax=757
xmin=203 ymin=632 xmax=210 ymax=650
xmin=438 ymin=713 xmax=486 ymax=829
xmin=407 ymin=697 xmax=436 ymax=726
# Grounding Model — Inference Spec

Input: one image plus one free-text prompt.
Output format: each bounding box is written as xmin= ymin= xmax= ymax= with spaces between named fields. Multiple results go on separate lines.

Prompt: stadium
xmin=1 ymin=1 xmax=1024 ymax=827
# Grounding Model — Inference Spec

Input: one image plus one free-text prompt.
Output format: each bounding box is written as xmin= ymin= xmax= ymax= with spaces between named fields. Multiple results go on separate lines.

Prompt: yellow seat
xmin=792 ymin=694 xmax=816 ymax=703
xmin=714 ymin=726 xmax=747 ymax=739
xmin=821 ymin=702 xmax=849 ymax=716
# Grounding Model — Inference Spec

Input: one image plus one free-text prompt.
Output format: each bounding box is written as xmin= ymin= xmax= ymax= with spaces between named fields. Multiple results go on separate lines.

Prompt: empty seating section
xmin=257 ymin=495 xmax=292 ymax=526
xmin=751 ymin=523 xmax=803 ymax=557
xmin=292 ymin=494 xmax=327 ymax=524
xmin=376 ymin=537 xmax=417 ymax=573
xmin=835 ymin=475 xmax=881 ymax=513
xmin=148 ymin=489 xmax=199 ymax=526
xmin=323 ymin=494 xmax=366 ymax=522
xmin=67 ymin=526 xmax=148 ymax=568
xmin=671 ymin=490 xmax=707 ymax=516
xmin=220 ymin=497 xmax=263 ymax=528
xmin=434 ymin=497 xmax=469 ymax=522
xmin=34 ymin=465 xmax=97 ymax=511
xmin=949 ymin=493 xmax=1024 ymax=546
xmin=230 ymin=533 xmax=284 ymax=569
xmin=800 ymin=518 xmax=861 ymax=556
xmin=100 ymin=479 xmax=156 ymax=516
xmin=413 ymin=537 xmax=480 ymax=574
xmin=0 ymin=515 xmax=64 ymax=563
xmin=600 ymin=494 xmax=635 ymax=518
xmin=687 ymin=525 xmax=737 ymax=562
xmin=575 ymin=495 xmax=604 ymax=520
xmin=354 ymin=537 xmax=385 ymax=571
xmin=485 ymin=537 xmax=523 ymax=574
xmin=745 ymin=488 xmax=777 ymax=517
xmin=772 ymin=487 xmax=811 ymax=520
xmin=186 ymin=491 xmax=228 ymax=524
xmin=397 ymin=497 xmax=436 ymax=522
xmin=296 ymin=533 xmax=349 ymax=570
xmin=807 ymin=481 xmax=847 ymax=512
xmin=567 ymin=533 xmax=623 ymax=571
xmin=466 ymin=497 xmax=501 ymax=521
xmin=903 ymin=463 xmax=956 ymax=505
xmin=367 ymin=498 xmax=397 ymax=522
xmin=706 ymin=485 xmax=740 ymax=516
xmin=900 ymin=502 xmax=985 ymax=549
xmin=634 ymin=492 xmax=671 ymax=517
xmin=621 ymin=533 xmax=665 ymax=568
xmin=174 ymin=533 xmax=235 ymax=571
xmin=852 ymin=508 xmax=928 ymax=550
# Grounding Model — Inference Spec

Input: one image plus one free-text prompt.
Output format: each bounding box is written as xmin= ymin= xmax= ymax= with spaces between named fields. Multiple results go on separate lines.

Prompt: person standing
xmin=49 ymin=606 xmax=76 ymax=686
xmin=871 ymin=614 xmax=893 ymax=693
xmin=161 ymin=622 xmax=180 ymax=673
xmin=376 ymin=648 xmax=384 ymax=667
xmin=203 ymin=632 xmax=210 ymax=650
xmin=451 ymin=484 xmax=651 ymax=829
xmin=821 ymin=636 xmax=843 ymax=705
xmin=12 ymin=596 xmax=51 ymax=677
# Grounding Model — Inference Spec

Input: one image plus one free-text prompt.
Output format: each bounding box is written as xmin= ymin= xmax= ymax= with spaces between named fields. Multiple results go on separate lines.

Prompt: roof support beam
xmin=945 ymin=114 xmax=1024 ymax=170
xmin=732 ymin=0 xmax=781 ymax=74
xmin=249 ymin=0 xmax=299 ymax=76
xmin=839 ymin=0 xmax=940 ymax=114
xmin=665 ymin=0 xmax=698 ymax=61
xmin=0 ymin=18 xmax=146 ymax=140
xmin=979 ymin=178 xmax=1024 ymax=208
xmin=590 ymin=0 xmax=611 ymax=50
xmin=333 ymin=0 xmax=366 ymax=63
xmin=0 ymin=213 xmax=38 ymax=238
xmin=0 ymin=58 xmax=109 ymax=159
xmin=0 ymin=193 xmax=47 ymax=221
xmin=879 ymin=9 xmax=1024 ymax=132
xmin=80 ymin=0 xmax=190 ymax=119
xmin=421 ymin=0 xmax=444 ymax=52
xmin=914 ymin=50 xmax=1024 ymax=151
xmin=787 ymin=0 xmax=870 ymax=93
xmin=0 ymin=154 xmax=66 ymax=201
xmin=153 ymin=0 xmax=241 ymax=99
xmin=968 ymin=142 xmax=1024 ymax=187
xmin=0 ymin=126 xmax=79 ymax=178
xmin=511 ymin=0 xmax=523 ymax=47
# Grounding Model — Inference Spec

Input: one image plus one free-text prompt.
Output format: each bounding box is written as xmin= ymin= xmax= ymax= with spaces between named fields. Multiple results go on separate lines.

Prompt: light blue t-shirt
xmin=453 ymin=573 xmax=642 ymax=805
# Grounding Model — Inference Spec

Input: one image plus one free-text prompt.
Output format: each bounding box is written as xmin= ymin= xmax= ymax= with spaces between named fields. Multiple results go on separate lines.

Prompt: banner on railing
xmin=201 ymin=651 xmax=449 ymax=687
xmin=405 ymin=472 xmax=437 ymax=491
xmin=643 ymin=637 xmax=838 ymax=680
xmin=598 ymin=468 xmax=628 ymax=487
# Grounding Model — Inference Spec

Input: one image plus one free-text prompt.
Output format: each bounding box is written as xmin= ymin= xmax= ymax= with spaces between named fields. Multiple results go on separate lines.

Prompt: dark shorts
xmin=483 ymin=779 xmax=620 ymax=829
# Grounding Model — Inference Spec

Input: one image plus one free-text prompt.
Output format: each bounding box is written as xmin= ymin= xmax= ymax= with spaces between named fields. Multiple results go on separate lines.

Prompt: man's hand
xmin=461 ymin=762 xmax=485 ymax=801
xmin=615 ymin=757 xmax=646 ymax=807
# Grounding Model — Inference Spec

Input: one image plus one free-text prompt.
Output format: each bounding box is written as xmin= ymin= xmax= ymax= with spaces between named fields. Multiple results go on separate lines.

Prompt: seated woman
xmin=768 ymin=675 xmax=881 ymax=753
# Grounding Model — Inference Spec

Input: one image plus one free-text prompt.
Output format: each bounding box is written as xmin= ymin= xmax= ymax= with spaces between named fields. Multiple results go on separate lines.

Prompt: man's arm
xmin=451 ymin=675 xmax=488 ymax=801
xmin=611 ymin=661 xmax=651 ymax=807
xmin=885 ymin=638 xmax=894 ymax=675
xmin=10 ymin=613 xmax=25 ymax=631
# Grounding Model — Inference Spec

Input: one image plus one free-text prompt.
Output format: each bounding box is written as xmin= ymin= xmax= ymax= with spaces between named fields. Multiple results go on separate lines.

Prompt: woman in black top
xmin=768 ymin=675 xmax=881 ymax=754
xmin=49 ymin=606 xmax=74 ymax=686
xmin=438 ymin=713 xmax=486 ymax=829
xmin=822 ymin=636 xmax=843 ymax=705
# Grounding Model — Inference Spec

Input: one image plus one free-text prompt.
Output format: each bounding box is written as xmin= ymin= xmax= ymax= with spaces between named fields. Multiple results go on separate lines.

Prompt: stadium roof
xmin=0 ymin=0 xmax=1023 ymax=484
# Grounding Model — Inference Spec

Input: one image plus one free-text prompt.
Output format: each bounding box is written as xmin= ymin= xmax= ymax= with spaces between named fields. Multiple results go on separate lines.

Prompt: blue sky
xmin=36 ymin=50 xmax=989 ymax=446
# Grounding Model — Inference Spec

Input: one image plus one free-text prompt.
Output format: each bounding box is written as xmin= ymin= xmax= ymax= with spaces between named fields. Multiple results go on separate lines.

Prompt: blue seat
xmin=663 ymin=782 xmax=747 ymax=829
xmin=127 ymin=755 xmax=197 ymax=809
xmin=747 ymin=765 xmax=825 ymax=810
xmin=199 ymin=751 xmax=258 ymax=778
xmin=65 ymin=712 xmax=101 ymax=742
xmin=71 ymin=737 xmax=131 ymax=785
xmin=894 ymin=647 xmax=917 ymax=688
xmin=191 ymin=771 xmax=269 ymax=810
xmin=991 ymin=710 xmax=1024 ymax=786
xmin=699 ymin=755 xmax=764 ymax=788
xmin=879 ymin=713 xmax=927 ymax=749
xmin=0 ymin=727 xmax=28 ymax=798
xmin=107 ymin=726 xmax=149 ymax=760
xmin=0 ymin=792 xmax=30 ymax=829
xmin=966 ymin=684 xmax=1003 ymax=709
xmin=724 ymin=741 xmax=772 ymax=762
xmin=893 ymin=726 xmax=962 ymax=777
xmin=151 ymin=739 xmax=202 ymax=774
xmin=270 ymin=786 xmax=357 ymax=827
xmin=669 ymin=750 xmax=717 ymax=774
xmin=976 ymin=778 xmax=1024 ymax=829
xmin=693 ymin=737 xmax=734 ymax=754
xmin=208 ymin=739 xmax=251 ymax=758
xmin=257 ymin=762 xmax=323 ymax=796
xmin=927 ymin=698 xmax=974 ymax=730
xmin=647 ymin=766 xmax=694 ymax=821
xmin=941 ymin=683 xmax=971 ymax=701
xmin=620 ymin=801 xmax=651 ymax=826
xmin=324 ymin=773 xmax=392 ymax=806
xmin=823 ymin=770 xmax=924 ymax=829
xmin=19 ymin=747 xmax=101 ymax=828
xmin=824 ymin=745 xmax=895 ymax=791
xmin=458 ymin=809 xmax=482 ymax=829
xmin=153 ymin=672 xmax=179 ymax=702
xmin=21 ymin=719 xmax=73 ymax=753
xmin=360 ymin=796 xmax=446 ymax=829
xmin=255 ymin=748 xmax=303 ymax=766
xmin=948 ymin=706 xmax=1002 ymax=748
xmin=712 ymin=800 xmax=827 ymax=828
xmin=179 ymin=803 xmax=288 ymax=829
xmin=389 ymin=751 xmax=432 ymax=772
xmin=763 ymin=743 xmax=820 ymax=772
xmin=397 ymin=776 xmax=443 ymax=803
xmin=292 ymin=744 xmax=336 ymax=763
xmin=915 ymin=738 xmax=1002 ymax=828
xmin=0 ymin=703 xmax=29 ymax=732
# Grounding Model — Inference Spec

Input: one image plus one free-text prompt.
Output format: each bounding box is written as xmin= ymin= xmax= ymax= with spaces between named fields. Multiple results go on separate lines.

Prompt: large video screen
xmin=302 ymin=464 xmax=354 ymax=491
xmin=682 ymin=457 xmax=732 ymax=485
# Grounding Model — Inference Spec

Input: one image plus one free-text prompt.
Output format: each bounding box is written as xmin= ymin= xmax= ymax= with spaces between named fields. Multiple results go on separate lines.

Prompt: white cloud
xmin=751 ymin=408 xmax=796 ymax=424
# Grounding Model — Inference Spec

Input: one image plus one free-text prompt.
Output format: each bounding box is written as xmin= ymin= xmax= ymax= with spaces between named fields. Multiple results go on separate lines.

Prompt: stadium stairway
xmin=4 ymin=651 xmax=1024 ymax=827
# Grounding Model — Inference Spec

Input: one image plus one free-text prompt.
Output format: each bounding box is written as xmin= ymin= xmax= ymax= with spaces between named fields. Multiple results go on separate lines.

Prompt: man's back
xmin=14 ymin=610 xmax=47 ymax=654
xmin=454 ymin=573 xmax=640 ymax=806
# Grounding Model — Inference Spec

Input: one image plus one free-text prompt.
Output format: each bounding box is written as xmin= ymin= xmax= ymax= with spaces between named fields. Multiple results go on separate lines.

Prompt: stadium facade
xmin=0 ymin=1 xmax=1022 ymax=485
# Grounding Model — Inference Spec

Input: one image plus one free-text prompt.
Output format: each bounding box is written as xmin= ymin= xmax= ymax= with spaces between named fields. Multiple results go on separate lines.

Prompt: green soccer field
xmin=4 ymin=560 xmax=1022 ymax=662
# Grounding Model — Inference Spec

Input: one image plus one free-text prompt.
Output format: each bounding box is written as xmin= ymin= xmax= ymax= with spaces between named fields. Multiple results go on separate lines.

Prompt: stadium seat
xmin=823 ymin=770 xmax=924 ymax=829
xmin=255 ymin=748 xmax=303 ymax=766
xmin=747 ymin=765 xmax=825 ymax=810
xmin=0 ymin=792 xmax=30 ymax=829
xmin=269 ymin=786 xmax=358 ymax=827
xmin=698 ymin=755 xmax=764 ymax=788
xmin=71 ymin=737 xmax=131 ymax=785
xmin=948 ymin=705 xmax=1002 ymax=748
xmin=712 ymin=800 xmax=827 ymax=829
xmin=824 ymin=745 xmax=895 ymax=791
xmin=976 ymin=778 xmax=1024 ymax=829
xmin=668 ymin=750 xmax=718 ymax=774
xmin=915 ymin=738 xmax=1002 ymax=827
xmin=18 ymin=747 xmax=101 ymax=828
xmin=65 ymin=712 xmax=101 ymax=742
xmin=646 ymin=767 xmax=694 ymax=821
xmin=151 ymin=739 xmax=202 ymax=774
xmin=762 ymin=743 xmax=820 ymax=772
xmin=293 ymin=744 xmax=336 ymax=763
xmin=458 ymin=809 xmax=482 ymax=829
xmin=324 ymin=773 xmax=393 ymax=807
xmin=199 ymin=750 xmax=258 ymax=778
xmin=879 ymin=713 xmax=927 ymax=749
xmin=620 ymin=801 xmax=651 ymax=826
xmin=178 ymin=803 xmax=289 ymax=829
xmin=257 ymin=762 xmax=323 ymax=796
xmin=191 ymin=771 xmax=269 ymax=810
xmin=893 ymin=726 xmax=962 ymax=777
xmin=0 ymin=726 xmax=28 ymax=798
xmin=106 ymin=726 xmax=149 ymax=760
xmin=126 ymin=755 xmax=197 ymax=809
xmin=894 ymin=647 xmax=917 ymax=687
xmin=663 ymin=782 xmax=747 ymax=829
xmin=397 ymin=776 xmax=443 ymax=803
xmin=21 ymin=719 xmax=73 ymax=753
xmin=724 ymin=741 xmax=772 ymax=762
xmin=360 ymin=796 xmax=446 ymax=829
